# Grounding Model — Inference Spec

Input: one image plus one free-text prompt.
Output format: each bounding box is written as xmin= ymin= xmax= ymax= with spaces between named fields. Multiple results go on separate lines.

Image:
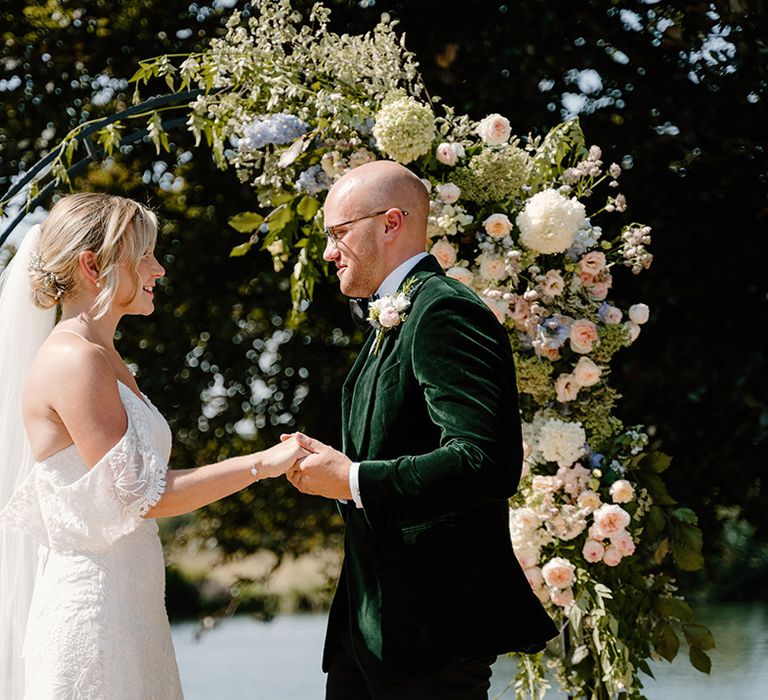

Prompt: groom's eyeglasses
xmin=324 ymin=209 xmax=409 ymax=247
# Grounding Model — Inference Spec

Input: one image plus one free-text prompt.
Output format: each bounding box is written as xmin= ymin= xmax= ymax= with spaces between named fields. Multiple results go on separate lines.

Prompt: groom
xmin=287 ymin=160 xmax=557 ymax=699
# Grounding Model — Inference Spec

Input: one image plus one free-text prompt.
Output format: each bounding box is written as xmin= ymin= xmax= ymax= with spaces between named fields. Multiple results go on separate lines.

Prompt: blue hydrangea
xmin=536 ymin=316 xmax=569 ymax=350
xmin=295 ymin=165 xmax=331 ymax=196
xmin=566 ymin=224 xmax=603 ymax=260
xmin=239 ymin=113 xmax=310 ymax=151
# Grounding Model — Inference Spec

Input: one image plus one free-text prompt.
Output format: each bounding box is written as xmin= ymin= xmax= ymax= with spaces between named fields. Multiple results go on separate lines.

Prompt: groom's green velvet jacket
xmin=323 ymin=255 xmax=557 ymax=684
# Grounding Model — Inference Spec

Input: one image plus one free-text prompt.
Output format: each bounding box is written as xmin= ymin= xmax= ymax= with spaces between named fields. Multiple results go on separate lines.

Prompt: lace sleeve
xmin=0 ymin=393 xmax=169 ymax=552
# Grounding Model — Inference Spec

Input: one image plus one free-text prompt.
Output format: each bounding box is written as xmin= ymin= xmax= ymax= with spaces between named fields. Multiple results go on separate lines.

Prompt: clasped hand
xmin=281 ymin=433 xmax=353 ymax=500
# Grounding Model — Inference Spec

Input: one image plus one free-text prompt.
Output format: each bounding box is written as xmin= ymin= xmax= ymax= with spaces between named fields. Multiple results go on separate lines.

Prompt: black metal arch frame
xmin=0 ymin=90 xmax=202 ymax=248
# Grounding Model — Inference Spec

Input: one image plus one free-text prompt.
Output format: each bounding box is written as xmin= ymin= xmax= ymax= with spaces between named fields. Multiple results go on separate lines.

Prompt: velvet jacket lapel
xmin=341 ymin=255 xmax=444 ymax=460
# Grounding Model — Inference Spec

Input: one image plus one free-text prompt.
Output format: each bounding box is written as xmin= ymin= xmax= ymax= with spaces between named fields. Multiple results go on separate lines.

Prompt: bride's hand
xmin=253 ymin=436 xmax=308 ymax=480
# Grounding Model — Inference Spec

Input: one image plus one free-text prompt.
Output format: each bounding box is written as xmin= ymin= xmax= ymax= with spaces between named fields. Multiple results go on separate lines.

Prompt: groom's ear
xmin=382 ymin=208 xmax=406 ymax=241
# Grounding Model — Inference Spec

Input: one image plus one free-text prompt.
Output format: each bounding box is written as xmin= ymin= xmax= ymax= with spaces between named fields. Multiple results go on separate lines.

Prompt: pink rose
xmin=570 ymin=319 xmax=599 ymax=354
xmin=600 ymin=304 xmax=623 ymax=325
xmin=555 ymin=373 xmax=580 ymax=402
xmin=378 ymin=306 xmax=401 ymax=329
xmin=587 ymin=282 xmax=609 ymax=300
xmin=437 ymin=182 xmax=461 ymax=204
xmin=435 ymin=142 xmax=464 ymax=166
xmin=538 ymin=270 xmax=565 ymax=299
xmin=551 ymin=587 xmax=575 ymax=609
xmin=603 ymin=545 xmax=623 ymax=567
xmin=592 ymin=504 xmax=631 ymax=537
xmin=516 ymin=548 xmax=540 ymax=570
xmin=482 ymin=296 xmax=508 ymax=323
xmin=611 ymin=530 xmax=636 ymax=557
xmin=541 ymin=557 xmax=575 ymax=589
xmin=523 ymin=566 xmax=544 ymax=590
xmin=573 ymin=357 xmax=601 ymax=387
xmin=579 ymin=251 xmax=607 ymax=277
xmin=582 ymin=538 xmax=605 ymax=563
xmin=476 ymin=113 xmax=511 ymax=145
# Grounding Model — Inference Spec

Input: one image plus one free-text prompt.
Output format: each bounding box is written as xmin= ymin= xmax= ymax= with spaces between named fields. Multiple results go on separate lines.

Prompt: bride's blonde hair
xmin=29 ymin=193 xmax=158 ymax=317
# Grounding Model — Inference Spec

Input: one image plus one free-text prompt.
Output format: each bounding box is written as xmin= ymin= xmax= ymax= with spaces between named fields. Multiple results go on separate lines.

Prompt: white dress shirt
xmin=347 ymin=252 xmax=429 ymax=509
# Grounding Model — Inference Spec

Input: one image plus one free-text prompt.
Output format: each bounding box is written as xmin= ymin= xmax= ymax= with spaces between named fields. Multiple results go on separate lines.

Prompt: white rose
xmin=483 ymin=213 xmax=513 ymax=239
xmin=573 ymin=357 xmax=602 ymax=387
xmin=555 ymin=373 xmax=580 ymax=402
xmin=476 ymin=113 xmax=511 ymax=146
xmin=516 ymin=189 xmax=586 ymax=254
xmin=541 ymin=557 xmax=575 ymax=589
xmin=609 ymin=479 xmax=635 ymax=504
xmin=624 ymin=320 xmax=641 ymax=343
xmin=437 ymin=182 xmax=461 ymax=204
xmin=478 ymin=252 xmax=507 ymax=281
xmin=435 ymin=141 xmax=464 ymax=166
xmin=430 ymin=239 xmax=457 ymax=269
xmin=538 ymin=418 xmax=586 ymax=467
xmin=577 ymin=490 xmax=602 ymax=512
xmin=593 ymin=504 xmax=631 ymax=537
xmin=447 ymin=266 xmax=473 ymax=287
xmin=628 ymin=303 xmax=650 ymax=325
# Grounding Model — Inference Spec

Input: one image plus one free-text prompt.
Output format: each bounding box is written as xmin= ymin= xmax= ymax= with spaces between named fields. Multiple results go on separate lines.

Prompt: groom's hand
xmin=280 ymin=433 xmax=353 ymax=500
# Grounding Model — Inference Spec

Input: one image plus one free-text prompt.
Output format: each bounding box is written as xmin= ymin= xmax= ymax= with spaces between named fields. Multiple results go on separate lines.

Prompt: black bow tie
xmin=349 ymin=294 xmax=379 ymax=332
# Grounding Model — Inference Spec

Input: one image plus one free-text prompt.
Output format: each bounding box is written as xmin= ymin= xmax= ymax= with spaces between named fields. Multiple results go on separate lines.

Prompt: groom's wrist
xmin=349 ymin=462 xmax=363 ymax=508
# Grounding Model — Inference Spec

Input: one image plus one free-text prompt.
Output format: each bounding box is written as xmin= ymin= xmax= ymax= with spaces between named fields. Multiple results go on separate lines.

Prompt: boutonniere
xmin=367 ymin=277 xmax=419 ymax=355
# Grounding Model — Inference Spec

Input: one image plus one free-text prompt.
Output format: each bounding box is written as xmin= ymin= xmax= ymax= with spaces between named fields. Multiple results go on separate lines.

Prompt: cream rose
xmin=578 ymin=490 xmax=602 ymax=512
xmin=582 ymin=538 xmax=605 ymax=563
xmin=593 ymin=504 xmax=631 ymax=537
xmin=483 ymin=213 xmax=513 ymax=239
xmin=541 ymin=557 xmax=576 ymax=589
xmin=629 ymin=303 xmax=650 ymax=325
xmin=476 ymin=113 xmax=511 ymax=146
xmin=430 ymin=239 xmax=457 ymax=269
xmin=602 ymin=545 xmax=623 ymax=567
xmin=524 ymin=566 xmax=545 ymax=590
xmin=551 ymin=587 xmax=574 ymax=608
xmin=570 ymin=319 xmax=599 ymax=354
xmin=437 ymin=182 xmax=461 ymax=204
xmin=532 ymin=475 xmax=561 ymax=494
xmin=516 ymin=548 xmax=540 ymax=570
xmin=573 ymin=357 xmax=602 ymax=387
xmin=378 ymin=306 xmax=401 ymax=328
xmin=478 ymin=252 xmax=507 ymax=281
xmin=609 ymin=479 xmax=635 ymax=504
xmin=446 ymin=266 xmax=473 ymax=287
xmin=539 ymin=270 xmax=565 ymax=299
xmin=482 ymin=296 xmax=508 ymax=323
xmin=555 ymin=373 xmax=580 ymax=402
xmin=435 ymin=141 xmax=464 ymax=166
xmin=625 ymin=320 xmax=641 ymax=343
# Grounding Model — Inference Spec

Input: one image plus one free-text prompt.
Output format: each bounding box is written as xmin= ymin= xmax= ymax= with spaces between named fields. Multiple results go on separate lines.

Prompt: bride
xmin=0 ymin=193 xmax=307 ymax=699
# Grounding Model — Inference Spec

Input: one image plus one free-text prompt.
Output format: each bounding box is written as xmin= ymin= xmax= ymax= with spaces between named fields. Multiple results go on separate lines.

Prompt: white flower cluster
xmin=517 ymin=189 xmax=588 ymax=254
xmin=372 ymin=95 xmax=436 ymax=164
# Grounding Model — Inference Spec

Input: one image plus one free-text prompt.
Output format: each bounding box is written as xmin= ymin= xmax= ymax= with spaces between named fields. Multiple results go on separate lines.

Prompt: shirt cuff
xmin=349 ymin=462 xmax=363 ymax=509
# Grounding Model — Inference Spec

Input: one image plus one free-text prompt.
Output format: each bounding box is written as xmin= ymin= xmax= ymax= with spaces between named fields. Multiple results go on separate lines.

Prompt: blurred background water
xmin=173 ymin=602 xmax=768 ymax=699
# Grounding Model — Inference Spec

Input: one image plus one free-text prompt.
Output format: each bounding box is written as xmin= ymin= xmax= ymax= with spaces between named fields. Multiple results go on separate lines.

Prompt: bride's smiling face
xmin=113 ymin=249 xmax=165 ymax=316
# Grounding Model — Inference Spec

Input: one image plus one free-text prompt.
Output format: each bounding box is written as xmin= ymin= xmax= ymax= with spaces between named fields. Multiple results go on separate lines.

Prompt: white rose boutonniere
xmin=367 ymin=277 xmax=419 ymax=355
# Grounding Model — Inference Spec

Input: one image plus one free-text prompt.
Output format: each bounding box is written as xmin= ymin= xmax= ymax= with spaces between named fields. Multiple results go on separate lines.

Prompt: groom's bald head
xmin=322 ymin=161 xmax=430 ymax=297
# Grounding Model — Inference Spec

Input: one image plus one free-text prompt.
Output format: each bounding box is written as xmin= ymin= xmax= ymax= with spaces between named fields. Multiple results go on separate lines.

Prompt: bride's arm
xmin=39 ymin=339 xmax=305 ymax=519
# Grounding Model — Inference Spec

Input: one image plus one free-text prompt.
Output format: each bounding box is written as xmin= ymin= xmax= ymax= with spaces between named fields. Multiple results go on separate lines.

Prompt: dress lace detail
xmin=0 ymin=382 xmax=183 ymax=699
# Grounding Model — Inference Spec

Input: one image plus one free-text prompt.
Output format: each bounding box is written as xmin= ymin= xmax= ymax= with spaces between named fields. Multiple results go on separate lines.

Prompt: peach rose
xmin=523 ymin=566 xmax=545 ymax=590
xmin=517 ymin=548 xmax=540 ymax=570
xmin=578 ymin=490 xmax=602 ymax=512
xmin=570 ymin=319 xmax=599 ymax=354
xmin=609 ymin=479 xmax=635 ymax=504
xmin=532 ymin=475 xmax=560 ymax=494
xmin=478 ymin=253 xmax=507 ymax=281
xmin=573 ymin=357 xmax=601 ymax=387
xmin=551 ymin=587 xmax=575 ymax=609
xmin=446 ymin=266 xmax=473 ymax=287
xmin=430 ymin=239 xmax=457 ymax=269
xmin=555 ymin=373 xmax=580 ymax=402
xmin=539 ymin=270 xmax=565 ymax=299
xmin=483 ymin=296 xmax=508 ymax=323
xmin=579 ymin=251 xmax=607 ymax=277
xmin=541 ymin=557 xmax=576 ymax=589
xmin=603 ymin=545 xmax=623 ymax=567
xmin=476 ymin=113 xmax=511 ymax=145
xmin=483 ymin=213 xmax=513 ymax=239
xmin=611 ymin=530 xmax=636 ymax=557
xmin=582 ymin=538 xmax=605 ymax=563
xmin=593 ymin=504 xmax=631 ymax=537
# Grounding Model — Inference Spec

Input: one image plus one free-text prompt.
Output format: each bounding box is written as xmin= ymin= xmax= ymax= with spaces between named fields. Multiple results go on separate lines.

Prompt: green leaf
xmin=296 ymin=195 xmax=320 ymax=222
xmin=229 ymin=212 xmax=264 ymax=234
xmin=669 ymin=520 xmax=705 ymax=571
xmin=266 ymin=204 xmax=293 ymax=234
xmin=682 ymin=623 xmax=715 ymax=651
xmin=655 ymin=597 xmax=693 ymax=622
xmin=654 ymin=537 xmax=670 ymax=564
xmin=652 ymin=621 xmax=680 ymax=662
xmin=641 ymin=473 xmax=676 ymax=506
xmin=672 ymin=508 xmax=698 ymax=525
xmin=643 ymin=452 xmax=673 ymax=474
xmin=689 ymin=646 xmax=711 ymax=674
xmin=229 ymin=242 xmax=252 ymax=257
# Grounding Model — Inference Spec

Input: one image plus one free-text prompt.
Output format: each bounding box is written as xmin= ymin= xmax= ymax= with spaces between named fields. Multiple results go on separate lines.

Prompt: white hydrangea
xmin=538 ymin=418 xmax=587 ymax=467
xmin=516 ymin=189 xmax=587 ymax=254
xmin=372 ymin=95 xmax=436 ymax=164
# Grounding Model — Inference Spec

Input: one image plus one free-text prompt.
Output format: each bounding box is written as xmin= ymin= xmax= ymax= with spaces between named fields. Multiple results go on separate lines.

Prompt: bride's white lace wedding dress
xmin=0 ymin=377 xmax=183 ymax=699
